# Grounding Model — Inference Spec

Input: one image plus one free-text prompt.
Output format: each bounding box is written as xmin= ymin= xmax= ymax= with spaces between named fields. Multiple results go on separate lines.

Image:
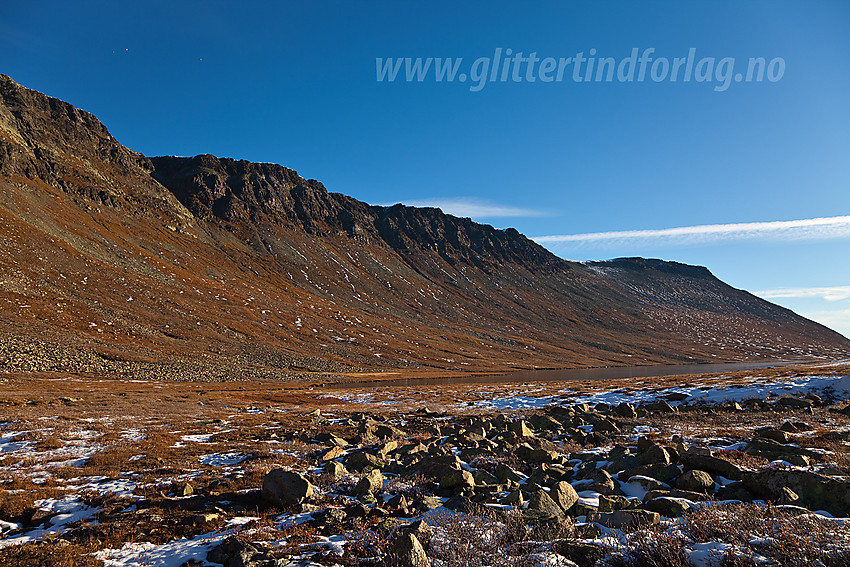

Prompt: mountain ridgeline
xmin=0 ymin=74 xmax=847 ymax=380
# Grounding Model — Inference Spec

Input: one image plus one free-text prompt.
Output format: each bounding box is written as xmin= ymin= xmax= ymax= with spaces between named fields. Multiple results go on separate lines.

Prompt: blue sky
xmin=2 ymin=1 xmax=849 ymax=337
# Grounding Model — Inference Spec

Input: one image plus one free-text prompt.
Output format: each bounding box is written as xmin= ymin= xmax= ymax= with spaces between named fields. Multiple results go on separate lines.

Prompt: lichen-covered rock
xmin=743 ymin=469 xmax=850 ymax=516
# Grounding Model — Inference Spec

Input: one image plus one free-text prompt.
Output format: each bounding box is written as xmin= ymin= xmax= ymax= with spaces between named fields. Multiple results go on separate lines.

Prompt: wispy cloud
xmin=384 ymin=197 xmax=549 ymax=219
xmin=796 ymin=308 xmax=850 ymax=338
xmin=533 ymin=215 xmax=850 ymax=248
xmin=754 ymin=286 xmax=850 ymax=302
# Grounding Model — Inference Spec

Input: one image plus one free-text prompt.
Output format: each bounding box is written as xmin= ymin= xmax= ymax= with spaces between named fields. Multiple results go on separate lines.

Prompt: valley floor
xmin=1 ymin=361 xmax=850 ymax=566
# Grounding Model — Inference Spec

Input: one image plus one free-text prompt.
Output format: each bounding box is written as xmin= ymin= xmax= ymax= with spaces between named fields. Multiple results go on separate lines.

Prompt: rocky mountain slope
xmin=0 ymin=74 xmax=847 ymax=380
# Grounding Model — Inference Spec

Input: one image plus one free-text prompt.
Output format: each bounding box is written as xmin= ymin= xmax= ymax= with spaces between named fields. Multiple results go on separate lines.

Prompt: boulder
xmin=644 ymin=497 xmax=691 ymax=517
xmin=755 ymin=427 xmax=792 ymax=443
xmin=500 ymin=489 xmax=524 ymax=506
xmin=639 ymin=444 xmax=671 ymax=465
xmin=495 ymin=463 xmax=525 ymax=484
xmin=645 ymin=488 xmax=709 ymax=502
xmin=319 ymin=446 xmax=345 ymax=461
xmin=593 ymin=419 xmax=620 ymax=434
xmin=439 ymin=469 xmax=475 ymax=491
xmin=680 ymin=449 xmax=743 ymax=480
xmin=744 ymin=438 xmax=819 ymax=462
xmin=597 ymin=494 xmax=633 ymax=513
xmin=551 ymin=481 xmax=579 ymax=512
xmin=744 ymin=469 xmax=850 ymax=516
xmin=262 ymin=469 xmax=314 ymax=508
xmin=676 ymin=470 xmax=714 ymax=492
xmin=344 ymin=451 xmax=382 ymax=472
xmin=586 ymin=469 xmax=615 ymax=493
xmin=386 ymin=533 xmax=429 ymax=567
xmin=614 ymin=402 xmax=637 ymax=418
xmin=508 ymin=420 xmax=534 ymax=437
xmin=526 ymin=489 xmax=564 ymax=519
xmin=409 ymin=454 xmax=463 ymax=479
xmin=354 ymin=469 xmax=384 ymax=496
xmin=323 ymin=461 xmax=347 ymax=479
xmin=778 ymin=396 xmax=813 ymax=409
xmin=552 ymin=541 xmax=608 ymax=567
xmin=207 ymin=536 xmax=262 ymax=567
xmin=644 ymin=401 xmax=676 ymax=413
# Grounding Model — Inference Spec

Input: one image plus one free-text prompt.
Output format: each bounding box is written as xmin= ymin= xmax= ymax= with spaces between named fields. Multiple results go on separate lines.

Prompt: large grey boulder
xmin=743 ymin=469 xmax=850 ymax=516
xmin=262 ymin=469 xmax=314 ymax=508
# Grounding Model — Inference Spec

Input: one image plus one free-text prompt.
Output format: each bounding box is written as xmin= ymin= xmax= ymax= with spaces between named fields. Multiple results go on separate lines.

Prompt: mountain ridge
xmin=1 ymin=74 xmax=847 ymax=381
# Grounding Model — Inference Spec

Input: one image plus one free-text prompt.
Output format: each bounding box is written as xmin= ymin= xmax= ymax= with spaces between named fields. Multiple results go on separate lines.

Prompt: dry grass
xmin=713 ymin=449 xmax=770 ymax=470
xmin=0 ymin=539 xmax=103 ymax=567
xmin=609 ymin=503 xmax=850 ymax=567
xmin=606 ymin=528 xmax=690 ymax=567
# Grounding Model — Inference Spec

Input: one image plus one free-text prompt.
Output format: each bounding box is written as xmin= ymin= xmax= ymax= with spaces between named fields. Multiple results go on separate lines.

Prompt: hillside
xmin=0 ymin=74 xmax=847 ymax=381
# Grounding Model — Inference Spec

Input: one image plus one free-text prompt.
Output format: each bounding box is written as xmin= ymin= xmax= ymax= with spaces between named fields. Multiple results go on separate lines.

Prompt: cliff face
xmin=1 ymin=74 xmax=847 ymax=380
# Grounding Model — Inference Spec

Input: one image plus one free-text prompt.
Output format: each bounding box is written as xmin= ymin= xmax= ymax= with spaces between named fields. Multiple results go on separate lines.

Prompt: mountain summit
xmin=0 ymin=74 xmax=847 ymax=380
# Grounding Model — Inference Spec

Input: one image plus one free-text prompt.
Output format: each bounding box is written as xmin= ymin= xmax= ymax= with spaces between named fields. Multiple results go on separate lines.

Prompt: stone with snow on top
xmin=744 ymin=438 xmax=820 ymax=461
xmin=552 ymin=541 xmax=607 ymax=566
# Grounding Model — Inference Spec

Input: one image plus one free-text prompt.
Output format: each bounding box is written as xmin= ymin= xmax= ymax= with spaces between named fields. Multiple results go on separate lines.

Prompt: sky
xmin=1 ymin=1 xmax=848 ymax=337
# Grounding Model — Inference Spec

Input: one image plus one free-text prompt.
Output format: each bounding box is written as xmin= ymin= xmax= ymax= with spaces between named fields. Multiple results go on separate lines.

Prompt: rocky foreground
xmin=3 ymin=371 xmax=850 ymax=566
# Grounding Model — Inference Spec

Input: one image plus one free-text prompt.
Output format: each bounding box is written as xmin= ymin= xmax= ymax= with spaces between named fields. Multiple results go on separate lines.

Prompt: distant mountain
xmin=0 ymin=74 xmax=847 ymax=380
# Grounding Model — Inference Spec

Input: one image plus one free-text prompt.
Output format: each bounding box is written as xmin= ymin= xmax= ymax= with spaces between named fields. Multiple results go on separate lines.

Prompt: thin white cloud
xmin=533 ymin=215 xmax=850 ymax=247
xmin=754 ymin=286 xmax=850 ymax=302
xmin=796 ymin=307 xmax=850 ymax=338
xmin=385 ymin=197 xmax=548 ymax=219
